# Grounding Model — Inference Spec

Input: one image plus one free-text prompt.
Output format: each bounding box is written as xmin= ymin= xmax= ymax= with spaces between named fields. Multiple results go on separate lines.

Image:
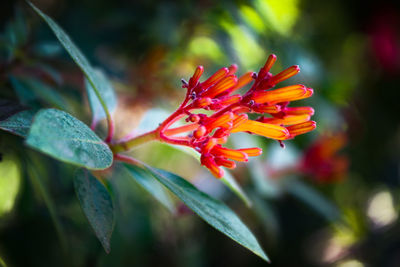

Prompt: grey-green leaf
xmin=145 ymin=166 xmax=269 ymax=262
xmin=123 ymin=164 xmax=174 ymax=212
xmin=26 ymin=109 xmax=113 ymax=170
xmin=28 ymin=2 xmax=114 ymax=122
xmin=74 ymin=169 xmax=114 ymax=253
xmin=10 ymin=76 xmax=66 ymax=109
xmin=85 ymin=69 xmax=117 ymax=124
xmin=0 ymin=109 xmax=35 ymax=137
xmin=287 ymin=179 xmax=341 ymax=222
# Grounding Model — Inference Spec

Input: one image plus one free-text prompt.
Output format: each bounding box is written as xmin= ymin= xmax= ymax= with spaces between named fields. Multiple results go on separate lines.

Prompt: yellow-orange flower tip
xmin=231 ymin=120 xmax=290 ymax=140
xmin=237 ymin=147 xmax=263 ymax=157
xmin=228 ymin=64 xmax=238 ymax=75
xmin=202 ymin=75 xmax=238 ymax=98
xmin=201 ymin=67 xmax=229 ymax=89
xmin=270 ymin=65 xmax=300 ymax=85
xmin=286 ymin=121 xmax=316 ymax=138
xmin=251 ymin=84 xmax=307 ymax=104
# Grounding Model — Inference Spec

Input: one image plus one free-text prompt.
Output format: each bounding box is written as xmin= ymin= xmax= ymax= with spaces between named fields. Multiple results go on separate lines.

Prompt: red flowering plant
xmin=111 ymin=54 xmax=316 ymax=178
xmin=0 ymin=2 xmax=317 ymax=262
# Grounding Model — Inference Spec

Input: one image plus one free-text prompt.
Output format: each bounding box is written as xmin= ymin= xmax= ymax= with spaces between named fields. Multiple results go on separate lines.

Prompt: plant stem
xmin=110 ymin=129 xmax=159 ymax=153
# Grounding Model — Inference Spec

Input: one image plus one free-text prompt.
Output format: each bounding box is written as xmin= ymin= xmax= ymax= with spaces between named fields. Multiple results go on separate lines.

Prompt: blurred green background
xmin=0 ymin=0 xmax=400 ymax=266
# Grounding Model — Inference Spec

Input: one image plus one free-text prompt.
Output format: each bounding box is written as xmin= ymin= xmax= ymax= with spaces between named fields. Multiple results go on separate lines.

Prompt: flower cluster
xmin=299 ymin=133 xmax=348 ymax=183
xmin=132 ymin=54 xmax=316 ymax=178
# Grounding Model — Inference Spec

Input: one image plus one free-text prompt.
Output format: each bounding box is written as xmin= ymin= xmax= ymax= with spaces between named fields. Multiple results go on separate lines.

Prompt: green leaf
xmin=85 ymin=69 xmax=117 ymax=125
xmin=123 ymin=164 xmax=174 ymax=212
xmin=27 ymin=161 xmax=67 ymax=251
xmin=28 ymin=2 xmax=114 ymax=123
xmin=0 ymin=109 xmax=35 ymax=137
xmin=74 ymin=169 xmax=114 ymax=253
xmin=286 ymin=179 xmax=341 ymax=222
xmin=26 ymin=109 xmax=113 ymax=170
xmin=144 ymin=166 xmax=269 ymax=262
xmin=10 ymin=76 xmax=67 ymax=109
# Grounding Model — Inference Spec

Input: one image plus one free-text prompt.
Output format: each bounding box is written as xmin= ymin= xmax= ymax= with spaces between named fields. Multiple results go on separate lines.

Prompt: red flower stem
xmin=110 ymin=104 xmax=190 ymax=153
xmin=110 ymin=129 xmax=159 ymax=153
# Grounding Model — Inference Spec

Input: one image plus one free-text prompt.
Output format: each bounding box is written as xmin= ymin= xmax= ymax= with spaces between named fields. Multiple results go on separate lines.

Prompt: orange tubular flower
xmin=144 ymin=54 xmax=316 ymax=178
xmin=299 ymin=133 xmax=348 ymax=183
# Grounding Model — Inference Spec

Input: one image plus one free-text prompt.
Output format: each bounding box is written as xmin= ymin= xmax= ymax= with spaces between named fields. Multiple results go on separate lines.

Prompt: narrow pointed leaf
xmin=26 ymin=109 xmax=113 ymax=170
xmin=27 ymin=162 xmax=67 ymax=251
xmin=74 ymin=169 xmax=114 ymax=253
xmin=286 ymin=179 xmax=341 ymax=222
xmin=0 ymin=109 xmax=35 ymax=137
xmin=28 ymin=2 xmax=114 ymax=124
xmin=144 ymin=166 xmax=269 ymax=262
xmin=10 ymin=77 xmax=66 ymax=109
xmin=85 ymin=69 xmax=117 ymax=125
xmin=123 ymin=164 xmax=174 ymax=212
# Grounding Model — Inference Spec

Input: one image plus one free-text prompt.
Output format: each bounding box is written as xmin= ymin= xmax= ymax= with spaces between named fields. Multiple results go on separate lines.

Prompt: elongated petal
xmin=262 ymin=114 xmax=311 ymax=126
xmin=232 ymin=114 xmax=248 ymax=128
xmin=218 ymin=94 xmax=242 ymax=106
xmin=230 ymin=71 xmax=254 ymax=93
xmin=237 ymin=147 xmax=262 ymax=157
xmin=215 ymin=157 xmax=236 ymax=169
xmin=189 ymin=66 xmax=204 ymax=87
xmin=231 ymin=120 xmax=290 ymax=140
xmin=259 ymin=54 xmax=277 ymax=78
xmin=286 ymin=121 xmax=316 ymax=137
xmin=193 ymin=97 xmax=212 ymax=108
xmin=201 ymin=67 xmax=229 ymax=89
xmin=253 ymin=104 xmax=281 ymax=114
xmin=202 ymin=75 xmax=237 ymax=98
xmin=212 ymin=146 xmax=248 ymax=162
xmin=284 ymin=106 xmax=315 ymax=116
xmin=206 ymin=112 xmax=234 ymax=130
xmin=269 ymin=65 xmax=300 ymax=85
xmin=252 ymin=84 xmax=306 ymax=104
